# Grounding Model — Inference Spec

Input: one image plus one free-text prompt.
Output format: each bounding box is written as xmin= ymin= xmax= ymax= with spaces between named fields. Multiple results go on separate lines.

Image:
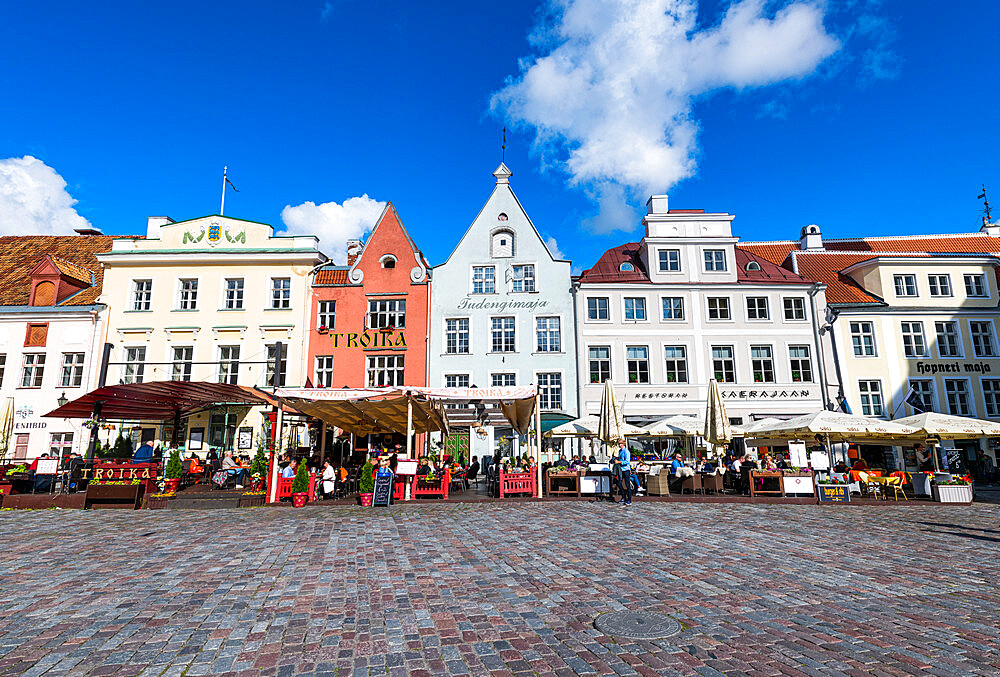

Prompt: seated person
xmin=416 ymin=458 xmax=431 ymax=476
xmin=834 ymin=460 xmax=849 ymax=474
xmin=670 ymin=453 xmax=686 ymax=475
xmin=188 ymin=453 xmax=204 ymax=477
xmin=852 ymin=457 xmax=869 ymax=471
xmin=281 ymin=459 xmax=297 ymax=479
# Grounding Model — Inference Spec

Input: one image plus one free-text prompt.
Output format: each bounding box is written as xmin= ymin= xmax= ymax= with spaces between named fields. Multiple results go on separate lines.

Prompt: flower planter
xmin=359 ymin=492 xmax=374 ymax=507
xmin=147 ymin=494 xmax=173 ymax=510
xmin=239 ymin=493 xmax=265 ymax=508
xmin=291 ymin=492 xmax=309 ymax=508
xmin=249 ymin=477 xmax=264 ymax=492
xmin=85 ymin=483 xmax=145 ymax=510
xmin=933 ymin=484 xmax=973 ymax=504
xmin=164 ymin=478 xmax=180 ymax=493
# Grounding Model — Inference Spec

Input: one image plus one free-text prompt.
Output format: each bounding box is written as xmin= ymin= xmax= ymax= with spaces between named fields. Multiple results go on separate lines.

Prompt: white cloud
xmin=0 ymin=156 xmax=90 ymax=235
xmin=320 ymin=2 xmax=334 ymax=21
xmin=491 ymin=0 xmax=840 ymax=232
xmin=280 ymin=194 xmax=386 ymax=263
xmin=544 ymin=236 xmax=564 ymax=259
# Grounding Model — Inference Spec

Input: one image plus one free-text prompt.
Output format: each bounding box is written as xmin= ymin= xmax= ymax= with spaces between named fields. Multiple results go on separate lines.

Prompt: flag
xmin=226 ymin=176 xmax=239 ymax=192
xmin=904 ymin=386 xmax=925 ymax=413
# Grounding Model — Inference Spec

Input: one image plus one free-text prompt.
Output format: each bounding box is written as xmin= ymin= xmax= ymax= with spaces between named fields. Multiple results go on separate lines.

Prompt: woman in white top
xmin=321 ymin=460 xmax=336 ymax=498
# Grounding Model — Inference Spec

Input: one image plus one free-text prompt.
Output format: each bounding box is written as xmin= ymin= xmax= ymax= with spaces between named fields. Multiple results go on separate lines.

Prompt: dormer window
xmin=492 ymin=229 xmax=514 ymax=258
xmin=745 ymin=261 xmax=762 ymax=272
xmin=619 ymin=262 xmax=635 ymax=272
xmin=380 ymin=255 xmax=397 ymax=269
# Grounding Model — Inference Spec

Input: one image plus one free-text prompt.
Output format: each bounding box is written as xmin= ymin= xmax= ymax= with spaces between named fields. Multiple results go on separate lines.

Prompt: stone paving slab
xmin=0 ymin=503 xmax=998 ymax=676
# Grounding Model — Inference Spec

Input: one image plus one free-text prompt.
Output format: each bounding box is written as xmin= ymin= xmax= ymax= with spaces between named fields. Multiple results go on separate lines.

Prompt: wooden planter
xmin=147 ymin=495 xmax=173 ymax=510
xmin=86 ymin=483 xmax=145 ymax=510
xmin=933 ymin=484 xmax=973 ymax=504
xmin=239 ymin=493 xmax=265 ymax=508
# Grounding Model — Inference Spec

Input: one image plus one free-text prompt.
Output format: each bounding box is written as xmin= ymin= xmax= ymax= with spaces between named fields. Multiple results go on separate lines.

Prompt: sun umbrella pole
xmin=825 ymin=433 xmax=834 ymax=471
xmin=535 ymin=393 xmax=543 ymax=498
xmin=405 ymin=396 xmax=413 ymax=460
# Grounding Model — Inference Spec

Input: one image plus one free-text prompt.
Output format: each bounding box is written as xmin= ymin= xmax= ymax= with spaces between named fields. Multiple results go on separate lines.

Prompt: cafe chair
xmin=680 ymin=473 xmax=703 ymax=495
xmin=857 ymin=471 xmax=881 ymax=500
xmin=466 ymin=466 xmax=479 ymax=488
xmin=646 ymin=469 xmax=671 ymax=496
xmin=701 ymin=473 xmax=723 ymax=495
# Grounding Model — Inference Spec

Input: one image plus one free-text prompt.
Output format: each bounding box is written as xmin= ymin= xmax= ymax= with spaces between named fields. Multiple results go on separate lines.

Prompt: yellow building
xmin=97 ymin=215 xmax=324 ymax=455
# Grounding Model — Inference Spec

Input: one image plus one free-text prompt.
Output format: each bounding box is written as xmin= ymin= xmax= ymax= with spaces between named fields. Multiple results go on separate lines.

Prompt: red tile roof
xmin=738 ymin=242 xmax=799 ymax=265
xmin=741 ymin=233 xmax=1000 ymax=266
xmin=314 ymin=267 xmax=350 ymax=285
xmin=735 ymin=249 xmax=810 ymax=284
xmin=51 ymin=256 xmax=94 ymax=285
xmin=0 ymin=235 xmax=116 ymax=306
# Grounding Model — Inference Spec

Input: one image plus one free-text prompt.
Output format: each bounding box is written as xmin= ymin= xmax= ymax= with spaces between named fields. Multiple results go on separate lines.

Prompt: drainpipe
xmin=808 ymin=285 xmax=832 ymax=410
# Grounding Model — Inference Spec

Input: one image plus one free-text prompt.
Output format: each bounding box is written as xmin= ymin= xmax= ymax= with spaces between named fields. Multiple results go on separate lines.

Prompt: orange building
xmin=307 ymin=203 xmax=431 ymax=455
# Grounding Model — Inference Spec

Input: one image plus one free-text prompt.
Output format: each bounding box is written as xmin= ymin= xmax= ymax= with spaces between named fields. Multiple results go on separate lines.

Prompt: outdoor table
xmin=546 ymin=470 xmax=581 ymax=497
xmin=749 ymin=470 xmax=784 ymax=497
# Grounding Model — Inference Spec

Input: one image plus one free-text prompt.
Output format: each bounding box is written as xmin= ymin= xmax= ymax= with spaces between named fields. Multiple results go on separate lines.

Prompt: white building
xmin=0 ymin=233 xmax=114 ymax=461
xmin=428 ymin=164 xmax=578 ymax=459
xmin=575 ymin=196 xmax=838 ymax=432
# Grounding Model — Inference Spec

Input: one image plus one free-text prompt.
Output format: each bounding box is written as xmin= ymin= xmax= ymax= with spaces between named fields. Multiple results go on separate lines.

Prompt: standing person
xmin=616 ymin=438 xmax=632 ymax=506
xmin=915 ymin=443 xmax=934 ymax=472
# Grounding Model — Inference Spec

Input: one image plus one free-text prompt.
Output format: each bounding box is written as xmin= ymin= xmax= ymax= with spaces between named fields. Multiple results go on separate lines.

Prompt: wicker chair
xmin=701 ymin=473 xmax=723 ymax=495
xmin=646 ymin=470 xmax=672 ymax=496
xmin=679 ymin=473 xmax=703 ymax=495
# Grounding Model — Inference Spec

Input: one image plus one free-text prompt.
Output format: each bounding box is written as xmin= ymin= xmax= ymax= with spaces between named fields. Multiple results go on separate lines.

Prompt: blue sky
xmin=1 ymin=1 xmax=997 ymax=270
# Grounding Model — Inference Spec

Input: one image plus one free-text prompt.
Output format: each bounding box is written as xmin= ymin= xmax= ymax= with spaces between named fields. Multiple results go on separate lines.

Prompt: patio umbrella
xmin=741 ymin=417 xmax=784 ymax=434
xmin=703 ymin=379 xmax=732 ymax=456
xmin=546 ymin=415 xmax=645 ymax=438
xmin=747 ymin=411 xmax=920 ymax=441
xmin=0 ymin=398 xmax=12 ymax=463
xmin=597 ymin=379 xmax=627 ymax=444
xmin=893 ymin=412 xmax=1000 ymax=439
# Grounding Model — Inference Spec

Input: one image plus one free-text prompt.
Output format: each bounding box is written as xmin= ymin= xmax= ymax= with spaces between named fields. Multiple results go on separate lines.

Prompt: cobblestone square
xmin=1 ymin=502 xmax=998 ymax=676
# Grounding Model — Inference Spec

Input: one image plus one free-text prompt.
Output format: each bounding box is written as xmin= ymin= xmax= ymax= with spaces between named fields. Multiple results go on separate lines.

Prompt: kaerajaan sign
xmin=722 ymin=389 xmax=812 ymax=400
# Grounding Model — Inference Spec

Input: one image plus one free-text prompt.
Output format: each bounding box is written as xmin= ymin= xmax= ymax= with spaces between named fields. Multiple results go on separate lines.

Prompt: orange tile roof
xmin=737 ymin=242 xmax=799 ymax=265
xmin=314 ymin=268 xmax=350 ymax=285
xmin=50 ymin=256 xmax=94 ymax=285
xmin=741 ymin=232 xmax=1000 ymax=266
xmin=0 ymin=235 xmax=116 ymax=306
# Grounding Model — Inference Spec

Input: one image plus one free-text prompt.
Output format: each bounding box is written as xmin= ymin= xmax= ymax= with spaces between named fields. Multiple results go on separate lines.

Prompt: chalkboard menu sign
xmin=372 ymin=472 xmax=393 ymax=507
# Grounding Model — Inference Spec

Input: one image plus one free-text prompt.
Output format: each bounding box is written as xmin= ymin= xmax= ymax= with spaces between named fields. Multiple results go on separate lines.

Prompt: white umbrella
xmin=703 ymin=379 xmax=732 ymax=451
xmin=741 ymin=417 xmax=784 ymax=435
xmin=545 ymin=415 xmax=645 ymax=438
xmin=894 ymin=412 xmax=1000 ymax=439
xmin=747 ymin=410 xmax=920 ymax=441
xmin=597 ymin=380 xmax=628 ymax=443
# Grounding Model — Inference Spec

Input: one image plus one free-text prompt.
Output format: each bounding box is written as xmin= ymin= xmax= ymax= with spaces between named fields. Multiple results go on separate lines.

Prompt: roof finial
xmin=502 ymin=126 xmax=506 ymax=163
xmin=980 ymin=184 xmax=992 ymax=226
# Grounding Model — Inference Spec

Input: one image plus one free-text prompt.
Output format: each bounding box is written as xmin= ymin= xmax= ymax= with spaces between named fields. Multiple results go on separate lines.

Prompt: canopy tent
xmin=44 ymin=381 xmax=272 ymax=422
xmin=544 ymin=415 xmax=646 ymax=438
xmin=644 ymin=414 xmax=746 ymax=437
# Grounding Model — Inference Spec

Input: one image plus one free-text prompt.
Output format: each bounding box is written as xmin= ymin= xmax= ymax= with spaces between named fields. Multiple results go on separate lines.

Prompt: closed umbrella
xmin=703 ymin=379 xmax=731 ymax=453
xmin=597 ymin=379 xmax=627 ymax=444
xmin=0 ymin=398 xmax=12 ymax=463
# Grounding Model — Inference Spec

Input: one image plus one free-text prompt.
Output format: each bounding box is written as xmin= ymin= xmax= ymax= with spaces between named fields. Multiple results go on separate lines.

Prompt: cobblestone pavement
xmin=1 ymin=502 xmax=998 ymax=676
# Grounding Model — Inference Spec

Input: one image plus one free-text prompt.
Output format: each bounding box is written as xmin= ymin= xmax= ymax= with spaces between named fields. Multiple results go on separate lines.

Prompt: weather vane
xmin=979 ymin=184 xmax=992 ymax=225
xmin=502 ymin=126 xmax=506 ymax=163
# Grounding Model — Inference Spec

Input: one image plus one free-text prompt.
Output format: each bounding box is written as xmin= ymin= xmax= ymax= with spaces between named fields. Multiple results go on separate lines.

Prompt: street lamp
xmin=57 ymin=392 xmax=68 ymax=407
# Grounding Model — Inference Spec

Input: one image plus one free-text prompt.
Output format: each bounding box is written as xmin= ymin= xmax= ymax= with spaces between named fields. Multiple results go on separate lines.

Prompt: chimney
xmin=346 ymin=239 xmax=363 ymax=266
xmin=981 ymin=216 xmax=1000 ymax=238
xmin=74 ymin=227 xmax=103 ymax=236
xmin=646 ymin=195 xmax=669 ymax=215
xmin=800 ymin=224 xmax=823 ymax=250
xmin=146 ymin=216 xmax=174 ymax=239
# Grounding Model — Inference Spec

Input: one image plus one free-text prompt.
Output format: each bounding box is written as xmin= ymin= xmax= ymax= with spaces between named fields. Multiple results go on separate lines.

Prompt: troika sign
xmin=317 ymin=329 xmax=407 ymax=349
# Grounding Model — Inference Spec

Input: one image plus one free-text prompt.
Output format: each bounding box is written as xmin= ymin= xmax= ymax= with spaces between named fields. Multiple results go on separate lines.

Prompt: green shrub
xmin=291 ymin=460 xmax=310 ymax=494
xmin=165 ymin=448 xmax=183 ymax=480
xmin=359 ymin=461 xmax=375 ymax=494
xmin=249 ymin=441 xmax=270 ymax=482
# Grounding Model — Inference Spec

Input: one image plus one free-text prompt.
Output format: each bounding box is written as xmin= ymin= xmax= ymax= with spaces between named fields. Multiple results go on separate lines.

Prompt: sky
xmin=1 ymin=0 xmax=998 ymax=271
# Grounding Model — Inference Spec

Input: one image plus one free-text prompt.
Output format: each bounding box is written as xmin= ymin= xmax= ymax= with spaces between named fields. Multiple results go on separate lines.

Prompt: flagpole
xmin=221 ymin=166 xmax=228 ymax=216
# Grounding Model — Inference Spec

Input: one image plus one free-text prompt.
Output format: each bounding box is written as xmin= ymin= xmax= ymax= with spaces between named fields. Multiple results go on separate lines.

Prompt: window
xmin=909 ymin=379 xmax=936 ymax=413
xmin=315 ymin=356 xmax=334 ymax=387
xmin=858 ymin=380 xmax=884 ymax=416
xmin=266 ymin=344 xmax=287 ymax=387
xmin=367 ymin=355 xmax=404 ymax=387
xmin=658 ymin=249 xmax=680 ymax=272
xmin=177 ymin=279 xmax=198 ymax=310
xmin=472 ymin=266 xmax=496 ymax=294
xmin=209 ymin=412 xmax=238 ymax=450
xmin=965 ymin=273 xmax=988 ymax=298
xmin=492 ymin=230 xmax=513 ymax=258
xmin=224 ymin=278 xmax=244 ymax=309
xmin=984 ymin=380 xmax=1000 ymax=417
xmin=935 ymin=321 xmax=962 ymax=357
xmin=511 ymin=264 xmax=535 ymax=293
xmin=367 ymin=299 xmax=406 ymax=329
xmin=850 ymin=321 xmax=877 ymax=356
xmin=218 ymin=346 xmax=240 ymax=384
xmin=971 ymin=321 xmax=997 ymax=357
xmin=587 ymin=297 xmax=609 ymax=321
xmin=122 ymin=347 xmax=145 ymax=384
xmin=664 ymin=346 xmax=688 ymax=383
xmin=60 ymin=352 xmax=84 ymax=387
xmin=661 ymin=297 xmax=684 ymax=320
xmin=783 ymin=297 xmax=806 ymax=321
xmin=746 ymin=297 xmax=769 ymax=320
xmin=25 ymin=323 xmax=47 ymax=347
xmin=626 ymin=346 xmax=649 ymax=384
xmin=893 ymin=274 xmax=917 ymax=297
xmin=745 ymin=261 xmax=762 ymax=272
xmin=445 ymin=318 xmax=470 ymax=354
xmin=774 ymin=347 xmax=808 ymax=386
xmin=704 ymin=249 xmax=727 ymax=271
xmin=445 ymin=374 xmax=470 ymax=388
xmin=707 ymin=297 xmax=731 ymax=320
xmin=900 ymin=321 xmax=927 ymax=358
xmin=20 ymin=354 xmax=45 ymax=387
xmin=169 ymin=346 xmax=193 ymax=381
xmin=945 ymin=379 xmax=972 ymax=416
xmin=588 ymin=346 xmax=611 ymax=384
xmin=750 ymin=345 xmax=775 ymax=383
xmin=0 ymin=354 xmax=5 ymax=387
xmin=49 ymin=432 xmax=73 ymax=458
xmin=491 ymin=317 xmax=515 ymax=352
xmin=13 ymin=434 xmax=28 ymax=460
xmin=536 ymin=317 xmax=561 ymax=352
xmin=491 ymin=373 xmax=516 ymax=387
xmin=538 ymin=372 xmax=562 ymax=410
xmin=132 ymin=280 xmax=152 ymax=311
xmin=381 ymin=255 xmax=396 ymax=269
xmin=270 ymin=278 xmax=291 ymax=309
xmin=711 ymin=346 xmax=736 ymax=383
xmin=624 ymin=297 xmax=646 ymax=321
xmin=619 ymin=262 xmax=634 ymax=272
xmin=928 ymin=274 xmax=952 ymax=297
xmin=317 ymin=300 xmax=336 ymax=329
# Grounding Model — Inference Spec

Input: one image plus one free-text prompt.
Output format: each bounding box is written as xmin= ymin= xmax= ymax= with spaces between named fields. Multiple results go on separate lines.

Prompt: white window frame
xmin=893 ymin=274 xmax=917 ymax=297
xmin=661 ymin=296 xmax=684 ymax=321
xmin=536 ymin=372 xmax=563 ymax=410
xmin=270 ymin=277 xmax=292 ymax=309
xmin=900 ymin=321 xmax=927 ymax=358
xmin=706 ymin=297 xmax=731 ymax=321
xmin=983 ymin=379 xmax=1000 ymax=418
xmin=491 ymin=372 xmax=516 ymax=387
xmin=60 ymin=352 xmax=85 ymax=388
xmin=964 ymin=273 xmax=988 ymax=298
xmin=218 ymin=345 xmax=240 ymax=385
xmin=623 ymin=297 xmax=647 ymax=322
xmin=850 ymin=321 xmax=878 ymax=357
xmin=315 ymin=355 xmax=335 ymax=387
xmin=535 ymin=316 xmax=561 ymax=353
xmin=445 ymin=318 xmax=470 ymax=355
xmin=176 ymin=278 xmax=199 ymax=310
xmin=223 ymin=278 xmax=245 ymax=310
xmin=703 ymin=249 xmax=727 ymax=272
xmin=971 ymin=320 xmax=997 ymax=358
xmin=586 ymin=297 xmax=610 ymax=322
xmin=170 ymin=346 xmax=194 ymax=382
xmin=663 ymin=345 xmax=688 ymax=384
xmin=782 ymin=297 xmax=807 ymax=321
xmin=121 ymin=346 xmax=146 ymax=385
xmin=928 ymin=274 xmax=952 ymax=297
xmin=20 ymin=353 xmax=45 ymax=388
xmin=588 ymin=345 xmax=611 ymax=385
xmin=511 ymin=264 xmax=535 ymax=293
xmin=788 ymin=345 xmax=813 ymax=383
xmin=366 ymin=299 xmax=406 ymax=329
xmin=750 ymin=345 xmax=775 ymax=383
xmin=471 ymin=266 xmax=496 ymax=294
xmin=908 ymin=378 xmax=936 ymax=415
xmin=366 ymin=354 xmax=404 ymax=387
xmin=131 ymin=279 xmax=152 ymax=311
xmin=858 ymin=380 xmax=885 ymax=417
xmin=657 ymin=249 xmax=681 ymax=272
xmin=490 ymin=316 xmax=516 ymax=353
xmin=935 ymin=321 xmax=963 ymax=358
xmin=711 ymin=345 xmax=736 ymax=384
xmin=626 ymin=345 xmax=650 ymax=384
xmin=317 ymin=300 xmax=336 ymax=330
xmin=444 ymin=373 xmax=471 ymax=388
xmin=745 ymin=296 xmax=769 ymax=321
xmin=944 ymin=378 xmax=974 ymax=417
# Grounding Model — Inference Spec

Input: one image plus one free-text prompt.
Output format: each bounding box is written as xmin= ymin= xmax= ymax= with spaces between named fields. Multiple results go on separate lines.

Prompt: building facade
xmin=0 ymin=233 xmax=114 ymax=461
xmin=97 ymin=215 xmax=324 ymax=455
xmin=428 ymin=164 xmax=578 ymax=459
xmin=575 ymin=196 xmax=837 ymax=430
xmin=743 ymin=224 xmax=1000 ymax=476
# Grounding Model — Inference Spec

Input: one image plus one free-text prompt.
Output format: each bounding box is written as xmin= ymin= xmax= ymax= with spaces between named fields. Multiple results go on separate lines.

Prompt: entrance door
xmin=13 ymin=434 xmax=29 ymax=460
xmin=443 ymin=429 xmax=470 ymax=464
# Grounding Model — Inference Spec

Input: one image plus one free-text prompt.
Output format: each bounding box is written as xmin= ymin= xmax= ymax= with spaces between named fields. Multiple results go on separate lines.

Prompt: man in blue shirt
xmin=616 ymin=439 xmax=632 ymax=505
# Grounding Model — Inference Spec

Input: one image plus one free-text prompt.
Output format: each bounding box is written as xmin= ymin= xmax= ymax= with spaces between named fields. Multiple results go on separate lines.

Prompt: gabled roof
xmin=314 ymin=267 xmax=350 ymax=285
xmin=0 ymin=235 xmax=117 ymax=306
xmin=348 ymin=202 xmax=430 ymax=282
xmin=786 ymin=252 xmax=887 ymax=304
xmin=735 ymin=249 xmax=812 ymax=284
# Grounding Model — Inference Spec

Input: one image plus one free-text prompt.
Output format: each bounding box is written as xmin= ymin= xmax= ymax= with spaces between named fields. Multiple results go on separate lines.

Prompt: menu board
xmin=372 ymin=473 xmax=393 ymax=507
xmin=396 ymin=460 xmax=418 ymax=475
xmin=35 ymin=458 xmax=59 ymax=475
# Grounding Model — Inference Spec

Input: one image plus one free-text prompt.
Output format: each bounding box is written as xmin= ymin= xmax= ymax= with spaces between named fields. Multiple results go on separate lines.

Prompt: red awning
xmin=44 ymin=381 xmax=272 ymax=422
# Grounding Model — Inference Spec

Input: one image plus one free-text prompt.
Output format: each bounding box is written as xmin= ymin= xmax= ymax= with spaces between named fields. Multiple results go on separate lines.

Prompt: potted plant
xmin=164 ymin=448 xmax=182 ymax=494
xmin=317 ymin=325 xmax=329 ymax=335
xmin=932 ymin=477 xmax=973 ymax=503
xmin=816 ymin=476 xmax=850 ymax=502
xmin=248 ymin=441 xmax=269 ymax=492
xmin=290 ymin=460 xmax=310 ymax=507
xmin=358 ymin=460 xmax=375 ymax=506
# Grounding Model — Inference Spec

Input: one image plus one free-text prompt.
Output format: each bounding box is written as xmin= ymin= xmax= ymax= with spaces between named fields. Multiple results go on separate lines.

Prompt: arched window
xmin=32 ymin=281 xmax=56 ymax=306
xmin=745 ymin=261 xmax=762 ymax=272
xmin=619 ymin=262 xmax=635 ymax=272
xmin=492 ymin=229 xmax=514 ymax=258
xmin=380 ymin=255 xmax=397 ymax=269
